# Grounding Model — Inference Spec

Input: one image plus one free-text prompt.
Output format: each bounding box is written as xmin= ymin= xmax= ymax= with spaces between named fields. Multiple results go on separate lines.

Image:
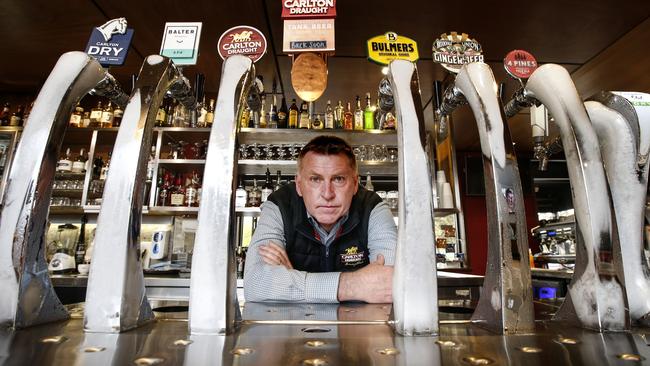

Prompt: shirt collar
xmin=306 ymin=211 xmax=349 ymax=234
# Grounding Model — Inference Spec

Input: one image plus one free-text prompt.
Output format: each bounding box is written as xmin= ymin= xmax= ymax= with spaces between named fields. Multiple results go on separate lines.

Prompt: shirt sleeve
xmin=243 ymin=201 xmax=341 ymax=303
xmin=367 ymin=201 xmax=398 ymax=265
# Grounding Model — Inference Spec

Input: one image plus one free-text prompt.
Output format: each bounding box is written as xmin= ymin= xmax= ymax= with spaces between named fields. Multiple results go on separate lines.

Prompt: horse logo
xmin=96 ymin=18 xmax=128 ymax=42
xmin=231 ymin=31 xmax=253 ymax=43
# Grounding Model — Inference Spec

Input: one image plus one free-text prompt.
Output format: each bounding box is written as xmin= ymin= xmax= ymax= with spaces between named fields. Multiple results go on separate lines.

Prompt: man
xmin=243 ymin=135 xmax=397 ymax=303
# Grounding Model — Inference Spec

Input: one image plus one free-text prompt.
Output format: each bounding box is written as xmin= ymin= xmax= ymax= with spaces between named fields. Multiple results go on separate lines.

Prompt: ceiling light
xmin=381 ymin=66 xmax=389 ymax=75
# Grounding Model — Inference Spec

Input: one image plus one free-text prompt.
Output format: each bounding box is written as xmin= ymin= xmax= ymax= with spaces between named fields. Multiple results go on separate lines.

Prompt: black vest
xmin=268 ymin=183 xmax=382 ymax=273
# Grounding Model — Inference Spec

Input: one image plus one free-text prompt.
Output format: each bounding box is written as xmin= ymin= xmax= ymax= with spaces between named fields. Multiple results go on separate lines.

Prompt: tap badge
xmin=366 ymin=32 xmax=419 ymax=65
xmin=217 ymin=25 xmax=267 ymax=63
xmin=504 ymin=50 xmax=538 ymax=81
xmin=85 ymin=17 xmax=134 ymax=66
xmin=432 ymin=32 xmax=483 ymax=74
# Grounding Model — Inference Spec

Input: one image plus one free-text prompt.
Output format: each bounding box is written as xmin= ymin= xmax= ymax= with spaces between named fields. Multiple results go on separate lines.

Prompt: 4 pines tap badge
xmin=432 ymin=32 xmax=483 ymax=73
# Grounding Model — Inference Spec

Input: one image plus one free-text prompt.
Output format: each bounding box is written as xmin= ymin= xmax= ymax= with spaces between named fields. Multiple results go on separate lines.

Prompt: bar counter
xmin=2 ymin=300 xmax=650 ymax=365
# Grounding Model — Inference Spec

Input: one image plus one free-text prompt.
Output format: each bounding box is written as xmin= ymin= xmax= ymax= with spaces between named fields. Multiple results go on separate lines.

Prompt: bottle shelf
xmin=158 ymin=159 xmax=206 ymax=165
xmin=148 ymin=206 xmax=199 ymax=215
xmin=237 ymin=159 xmax=397 ymax=176
xmin=154 ymin=127 xmax=211 ymax=133
xmin=238 ymin=128 xmax=397 ymax=146
xmin=49 ymin=206 xmax=84 ymax=214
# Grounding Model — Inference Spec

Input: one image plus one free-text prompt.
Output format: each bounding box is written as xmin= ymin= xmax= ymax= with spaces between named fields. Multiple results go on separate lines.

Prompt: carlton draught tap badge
xmin=366 ymin=32 xmax=419 ymax=65
xmin=282 ymin=0 xmax=337 ymax=17
xmin=217 ymin=25 xmax=267 ymax=62
xmin=85 ymin=18 xmax=134 ymax=66
xmin=432 ymin=32 xmax=483 ymax=73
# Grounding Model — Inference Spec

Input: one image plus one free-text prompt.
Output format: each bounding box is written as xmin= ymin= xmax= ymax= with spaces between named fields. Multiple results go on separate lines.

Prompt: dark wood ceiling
xmin=1 ymin=0 xmax=649 ymax=152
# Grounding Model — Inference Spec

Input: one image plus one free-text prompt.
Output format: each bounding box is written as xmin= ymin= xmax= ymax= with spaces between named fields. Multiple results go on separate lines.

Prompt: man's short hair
xmin=297 ymin=135 xmax=357 ymax=172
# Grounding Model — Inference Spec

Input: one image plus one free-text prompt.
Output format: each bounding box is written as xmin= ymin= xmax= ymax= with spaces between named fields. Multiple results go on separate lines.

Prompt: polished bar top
xmin=531 ymin=268 xmax=574 ymax=280
xmin=1 ymin=302 xmax=649 ymax=365
xmin=50 ymin=271 xmax=485 ymax=288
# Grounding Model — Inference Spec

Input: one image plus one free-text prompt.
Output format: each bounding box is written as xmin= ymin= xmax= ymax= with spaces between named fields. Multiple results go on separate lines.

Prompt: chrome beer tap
xmin=437 ymin=62 xmax=535 ymax=334
xmin=585 ymin=91 xmax=650 ymax=327
xmin=504 ymin=64 xmax=628 ymax=331
xmin=189 ymin=55 xmax=255 ymax=335
xmin=386 ymin=60 xmax=438 ymax=336
xmin=84 ymin=55 xmax=195 ymax=333
xmin=0 ymin=51 xmax=127 ymax=329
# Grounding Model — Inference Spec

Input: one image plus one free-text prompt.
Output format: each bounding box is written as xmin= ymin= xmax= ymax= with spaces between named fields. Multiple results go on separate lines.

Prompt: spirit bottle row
xmin=68 ymin=100 xmax=124 ymax=128
xmin=0 ymin=102 xmax=26 ymax=127
xmin=155 ymin=168 xmax=203 ymax=208
xmin=235 ymin=169 xmax=284 ymax=208
xmin=239 ymin=93 xmax=397 ymax=131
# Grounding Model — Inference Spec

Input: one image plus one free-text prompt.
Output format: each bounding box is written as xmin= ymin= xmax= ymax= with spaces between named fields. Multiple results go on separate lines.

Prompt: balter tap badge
xmin=432 ymin=32 xmax=484 ymax=73
xmin=291 ymin=52 xmax=328 ymax=102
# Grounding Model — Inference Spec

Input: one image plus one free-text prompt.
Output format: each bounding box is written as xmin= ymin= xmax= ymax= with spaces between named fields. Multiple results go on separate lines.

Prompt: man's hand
xmin=258 ymin=242 xmax=293 ymax=269
xmin=337 ymin=254 xmax=393 ymax=303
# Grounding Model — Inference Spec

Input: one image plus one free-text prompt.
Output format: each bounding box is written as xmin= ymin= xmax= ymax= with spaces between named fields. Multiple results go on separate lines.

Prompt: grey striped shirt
xmin=243 ymin=200 xmax=397 ymax=303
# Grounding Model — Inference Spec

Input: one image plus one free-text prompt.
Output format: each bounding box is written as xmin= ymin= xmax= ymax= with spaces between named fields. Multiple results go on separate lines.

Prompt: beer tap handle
xmin=437 ymin=85 xmax=466 ymax=117
xmin=93 ymin=73 xmax=129 ymax=108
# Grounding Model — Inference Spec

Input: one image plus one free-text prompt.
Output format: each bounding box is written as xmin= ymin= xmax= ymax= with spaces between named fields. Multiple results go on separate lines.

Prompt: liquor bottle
xmin=165 ymin=101 xmax=174 ymax=127
xmin=239 ymin=106 xmax=250 ymax=128
xmin=82 ymin=112 xmax=91 ymax=128
xmin=312 ymin=114 xmax=323 ymax=129
xmin=261 ymin=168 xmax=274 ymax=203
xmin=89 ymin=101 xmax=103 ymax=128
xmin=268 ymin=95 xmax=278 ymax=128
xmin=170 ymin=174 xmax=185 ymax=206
xmin=69 ymin=103 xmax=83 ymax=128
xmin=274 ymin=170 xmax=283 ymax=191
xmin=364 ymin=173 xmax=374 ymax=191
xmin=100 ymin=101 xmax=114 ymax=128
xmin=334 ymin=101 xmax=344 ymax=129
xmin=185 ymin=171 xmax=200 ymax=207
xmin=248 ymin=178 xmax=261 ymax=207
xmin=383 ymin=111 xmax=396 ymax=130
xmin=299 ymin=101 xmax=310 ymax=129
xmin=100 ymin=153 xmax=111 ymax=180
xmin=155 ymin=101 xmax=167 ymax=127
xmin=205 ymin=99 xmax=215 ymax=127
xmin=75 ymin=215 xmax=88 ymax=269
xmin=92 ymin=155 xmax=104 ymax=180
xmin=288 ymin=99 xmax=298 ymax=128
xmin=344 ymin=102 xmax=353 ymax=130
xmin=173 ymin=102 xmax=187 ymax=127
xmin=325 ymin=100 xmax=334 ymax=129
xmin=354 ymin=96 xmax=363 ymax=130
xmin=57 ymin=148 xmax=72 ymax=172
xmin=259 ymin=95 xmax=267 ymax=128
xmin=236 ymin=246 xmax=246 ymax=279
xmin=0 ymin=103 xmax=10 ymax=126
xmin=235 ymin=178 xmax=247 ymax=208
xmin=9 ymin=105 xmax=24 ymax=126
xmin=364 ymin=93 xmax=375 ymax=130
xmin=112 ymin=103 xmax=124 ymax=127
xmin=277 ymin=97 xmax=288 ymax=128
xmin=196 ymin=96 xmax=207 ymax=127
xmin=157 ymin=171 xmax=169 ymax=206
xmin=374 ymin=98 xmax=382 ymax=129
xmin=71 ymin=148 xmax=87 ymax=173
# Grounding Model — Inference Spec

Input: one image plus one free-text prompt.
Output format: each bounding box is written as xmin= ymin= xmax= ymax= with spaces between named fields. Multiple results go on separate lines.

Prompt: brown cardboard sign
xmin=283 ymin=18 xmax=335 ymax=53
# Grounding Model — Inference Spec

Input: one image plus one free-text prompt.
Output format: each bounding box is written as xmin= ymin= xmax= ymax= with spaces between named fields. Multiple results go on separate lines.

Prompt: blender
xmin=48 ymin=223 xmax=79 ymax=274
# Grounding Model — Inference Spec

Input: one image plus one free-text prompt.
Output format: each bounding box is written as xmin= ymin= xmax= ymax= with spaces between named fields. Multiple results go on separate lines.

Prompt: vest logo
xmin=340 ymin=246 xmax=365 ymax=267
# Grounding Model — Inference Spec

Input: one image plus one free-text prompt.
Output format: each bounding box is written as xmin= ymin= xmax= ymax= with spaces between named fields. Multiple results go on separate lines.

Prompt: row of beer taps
xmin=0 ymin=49 xmax=648 ymax=338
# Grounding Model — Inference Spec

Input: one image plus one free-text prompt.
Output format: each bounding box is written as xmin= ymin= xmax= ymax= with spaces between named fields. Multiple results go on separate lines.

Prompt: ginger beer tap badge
xmin=217 ymin=26 xmax=267 ymax=63
xmin=432 ymin=32 xmax=483 ymax=73
xmin=366 ymin=32 xmax=419 ymax=65
xmin=85 ymin=17 xmax=134 ymax=66
xmin=503 ymin=49 xmax=538 ymax=82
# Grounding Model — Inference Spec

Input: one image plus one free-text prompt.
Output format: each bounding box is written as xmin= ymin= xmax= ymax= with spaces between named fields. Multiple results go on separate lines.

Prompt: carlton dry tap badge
xmin=217 ymin=25 xmax=267 ymax=63
xmin=366 ymin=32 xmax=419 ymax=65
xmin=503 ymin=49 xmax=538 ymax=81
xmin=85 ymin=17 xmax=134 ymax=66
xmin=432 ymin=32 xmax=483 ymax=73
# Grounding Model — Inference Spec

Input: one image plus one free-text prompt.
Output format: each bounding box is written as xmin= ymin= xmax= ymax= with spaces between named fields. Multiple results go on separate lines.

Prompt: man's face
xmin=296 ymin=152 xmax=358 ymax=231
